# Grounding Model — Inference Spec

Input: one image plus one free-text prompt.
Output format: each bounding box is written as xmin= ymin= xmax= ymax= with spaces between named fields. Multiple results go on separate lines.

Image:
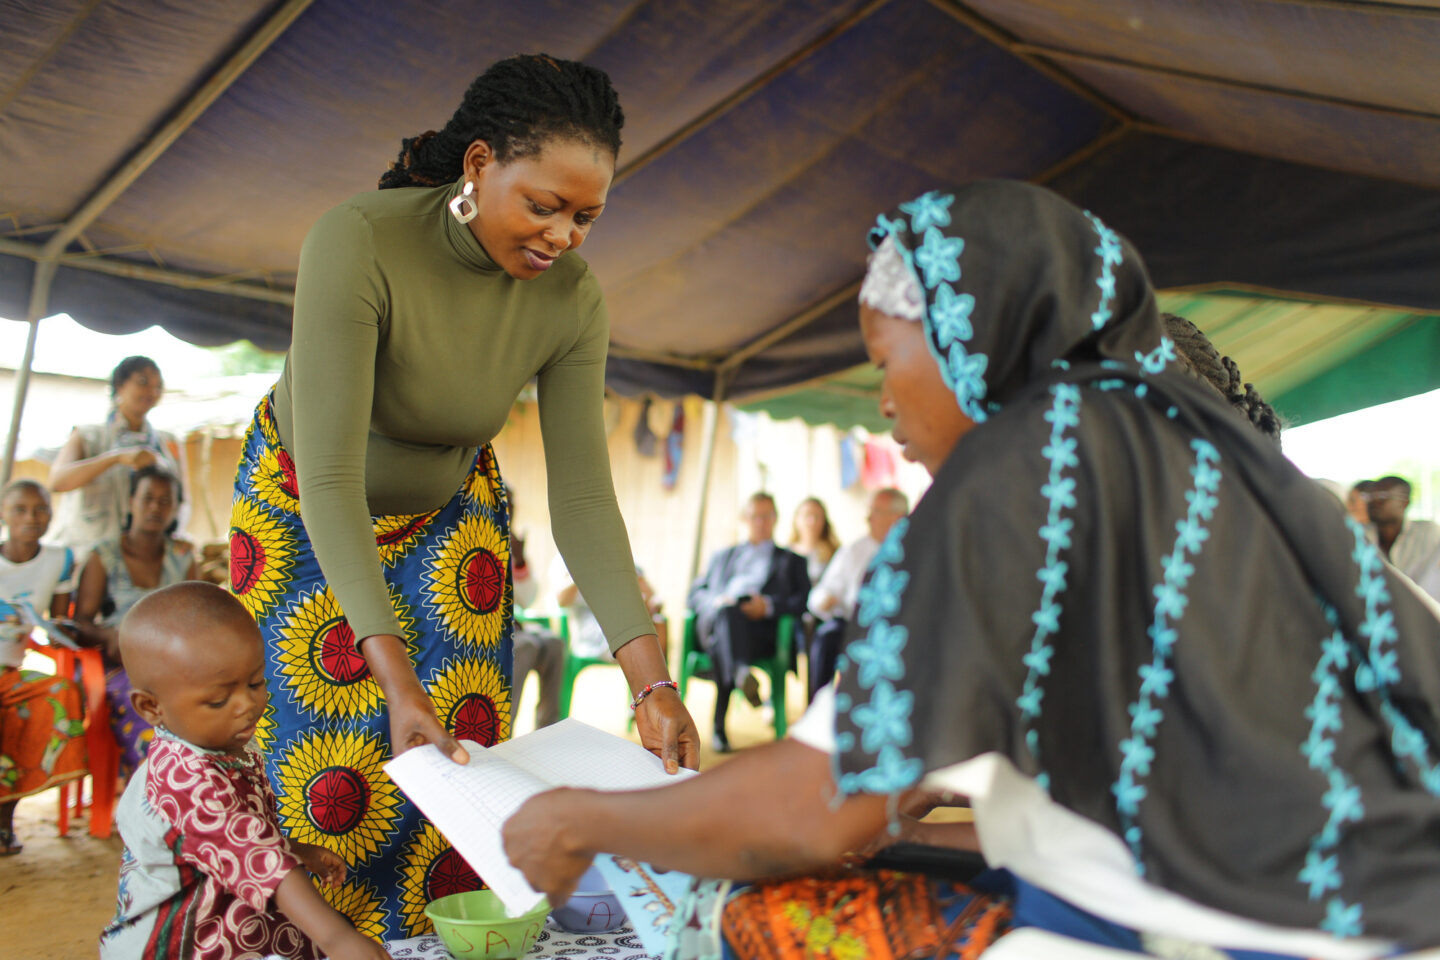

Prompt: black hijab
xmin=833 ymin=181 xmax=1440 ymax=945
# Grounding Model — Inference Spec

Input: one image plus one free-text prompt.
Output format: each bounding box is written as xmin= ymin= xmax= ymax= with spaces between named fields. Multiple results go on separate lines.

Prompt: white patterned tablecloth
xmin=381 ymin=919 xmax=660 ymax=960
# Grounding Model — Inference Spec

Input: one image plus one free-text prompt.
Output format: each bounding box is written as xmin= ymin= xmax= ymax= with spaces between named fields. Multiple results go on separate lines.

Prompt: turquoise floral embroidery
xmin=839 ymin=745 xmax=924 ymax=796
xmin=1083 ymin=210 xmax=1123 ymax=330
xmin=848 ymin=620 xmax=907 ymax=688
xmin=853 ymin=681 xmax=915 ymax=752
xmin=898 ymin=191 xmax=954 ymax=234
xmin=834 ymin=517 xmax=920 ymax=796
xmin=1113 ymin=438 xmax=1222 ymax=870
xmin=856 ymin=563 xmax=908 ymax=629
xmin=930 ymin=283 xmax=975 ymax=346
xmin=873 ymin=212 xmax=907 ymax=246
xmin=1016 ymin=384 xmax=1083 ymax=790
xmin=1344 ymin=519 xmax=1440 ymax=793
xmin=1134 ymin=337 xmax=1176 ymax=375
xmin=945 ymin=344 xmax=990 ymax=423
xmin=874 ymin=518 xmax=908 ymax=566
xmin=1322 ymin=899 xmax=1364 ymax=939
xmin=880 ymin=195 xmax=992 ymax=426
xmin=1297 ymin=605 xmax=1366 ymax=929
xmin=913 ymin=226 xmax=964 ymax=288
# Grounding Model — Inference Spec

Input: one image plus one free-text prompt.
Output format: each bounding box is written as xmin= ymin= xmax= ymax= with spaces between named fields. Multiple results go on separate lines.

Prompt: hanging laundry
xmin=862 ymin=437 xmax=899 ymax=489
xmin=633 ymin=396 xmax=659 ymax=457
xmin=662 ymin=401 xmax=685 ymax=489
xmin=839 ymin=433 xmax=860 ymax=489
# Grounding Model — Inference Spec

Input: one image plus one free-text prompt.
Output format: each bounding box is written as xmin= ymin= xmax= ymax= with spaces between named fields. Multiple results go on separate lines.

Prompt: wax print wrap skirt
xmin=0 ymin=667 xmax=87 ymax=804
xmin=229 ymin=394 xmax=513 ymax=940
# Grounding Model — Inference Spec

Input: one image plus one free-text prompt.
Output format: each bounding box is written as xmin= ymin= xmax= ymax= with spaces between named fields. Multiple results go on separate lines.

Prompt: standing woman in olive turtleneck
xmin=229 ymin=54 xmax=698 ymax=938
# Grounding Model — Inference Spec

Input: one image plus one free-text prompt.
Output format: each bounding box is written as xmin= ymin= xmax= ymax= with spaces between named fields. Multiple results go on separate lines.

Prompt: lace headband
xmin=858 ymin=234 xmax=925 ymax=323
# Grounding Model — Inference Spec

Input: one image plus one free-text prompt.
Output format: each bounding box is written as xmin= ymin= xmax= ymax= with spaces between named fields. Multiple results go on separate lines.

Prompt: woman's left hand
xmin=503 ymin=788 xmax=594 ymax=907
xmin=634 ymin=686 xmax=700 ymax=773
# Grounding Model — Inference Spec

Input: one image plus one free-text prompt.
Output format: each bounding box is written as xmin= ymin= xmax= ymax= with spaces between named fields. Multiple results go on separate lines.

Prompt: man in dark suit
xmin=688 ymin=492 xmax=810 ymax=752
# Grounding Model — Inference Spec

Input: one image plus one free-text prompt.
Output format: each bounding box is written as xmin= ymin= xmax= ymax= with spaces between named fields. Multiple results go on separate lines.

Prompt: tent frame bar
xmin=0 ymin=0 xmax=105 ymax=115
xmin=1019 ymin=41 xmax=1440 ymax=124
xmin=38 ymin=0 xmax=316 ymax=260
xmin=613 ymin=0 xmax=892 ymax=187
xmin=925 ymin=0 xmax=1134 ymax=121
xmin=718 ymin=280 xmax=863 ymax=373
xmin=0 ymin=237 xmax=295 ymax=306
xmin=0 ymin=0 xmax=315 ymax=485
xmin=1259 ymin=0 xmax=1440 ymax=21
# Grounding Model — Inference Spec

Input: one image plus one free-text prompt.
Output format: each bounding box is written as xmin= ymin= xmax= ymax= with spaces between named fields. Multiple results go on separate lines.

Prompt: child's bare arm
xmin=274 ymin=868 xmax=388 ymax=960
xmin=290 ymin=841 xmax=346 ymax=887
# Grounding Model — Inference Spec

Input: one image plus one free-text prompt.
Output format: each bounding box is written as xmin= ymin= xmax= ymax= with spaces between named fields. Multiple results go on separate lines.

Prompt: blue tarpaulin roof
xmin=3 ymin=0 xmax=1438 ymax=407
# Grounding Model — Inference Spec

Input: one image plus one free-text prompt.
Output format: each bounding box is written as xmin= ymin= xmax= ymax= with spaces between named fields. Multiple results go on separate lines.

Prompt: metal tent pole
xmin=1 ymin=260 xmax=57 ymax=485
xmin=687 ymin=371 xmax=731 ymax=587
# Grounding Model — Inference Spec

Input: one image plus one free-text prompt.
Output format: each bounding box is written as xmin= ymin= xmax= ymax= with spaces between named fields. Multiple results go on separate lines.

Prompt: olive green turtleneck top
xmin=271 ymin=182 xmax=651 ymax=651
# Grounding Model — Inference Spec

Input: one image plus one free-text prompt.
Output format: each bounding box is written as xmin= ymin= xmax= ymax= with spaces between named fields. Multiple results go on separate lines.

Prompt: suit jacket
xmin=688 ymin=541 xmax=811 ymax=632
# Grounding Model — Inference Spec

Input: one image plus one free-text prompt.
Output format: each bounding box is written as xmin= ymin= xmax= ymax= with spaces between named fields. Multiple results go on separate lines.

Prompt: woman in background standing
xmin=48 ymin=356 xmax=186 ymax=561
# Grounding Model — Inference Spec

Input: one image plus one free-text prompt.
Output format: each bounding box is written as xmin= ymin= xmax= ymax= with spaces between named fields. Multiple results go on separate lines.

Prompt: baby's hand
xmin=293 ymin=842 xmax=346 ymax=887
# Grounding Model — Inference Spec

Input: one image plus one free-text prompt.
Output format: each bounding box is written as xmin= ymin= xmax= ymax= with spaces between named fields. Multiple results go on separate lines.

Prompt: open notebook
xmin=384 ymin=716 xmax=703 ymax=943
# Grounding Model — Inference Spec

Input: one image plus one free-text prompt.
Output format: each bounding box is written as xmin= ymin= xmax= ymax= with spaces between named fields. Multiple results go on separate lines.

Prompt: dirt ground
xmin=1 ymin=664 xmax=801 ymax=958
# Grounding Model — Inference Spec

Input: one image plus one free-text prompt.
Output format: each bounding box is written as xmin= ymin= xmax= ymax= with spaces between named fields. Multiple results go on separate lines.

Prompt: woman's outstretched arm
xmin=503 ymin=738 xmax=892 ymax=905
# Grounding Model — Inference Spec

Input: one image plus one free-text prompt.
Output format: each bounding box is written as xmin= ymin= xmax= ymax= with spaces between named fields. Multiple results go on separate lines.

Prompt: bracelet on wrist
xmin=629 ymin=679 xmax=678 ymax=710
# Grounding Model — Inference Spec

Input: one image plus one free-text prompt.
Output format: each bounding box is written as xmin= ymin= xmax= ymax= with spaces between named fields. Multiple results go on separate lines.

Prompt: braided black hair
xmin=379 ymin=54 xmax=624 ymax=190
xmin=110 ymin=356 xmax=159 ymax=397
xmin=1162 ymin=313 xmax=1283 ymax=447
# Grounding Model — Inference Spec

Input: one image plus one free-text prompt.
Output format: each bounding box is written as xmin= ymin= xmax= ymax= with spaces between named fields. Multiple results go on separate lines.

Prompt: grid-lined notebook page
xmin=491 ymin=718 xmax=697 ymax=791
xmin=384 ymin=744 xmax=550 ymax=914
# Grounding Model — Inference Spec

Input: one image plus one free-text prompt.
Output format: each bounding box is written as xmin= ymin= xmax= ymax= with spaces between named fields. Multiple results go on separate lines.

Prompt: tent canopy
xmin=4 ymin=0 xmax=1439 ymax=418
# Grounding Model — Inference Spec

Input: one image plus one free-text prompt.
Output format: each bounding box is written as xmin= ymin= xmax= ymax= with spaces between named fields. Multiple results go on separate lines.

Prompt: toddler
xmin=99 ymin=581 xmax=387 ymax=960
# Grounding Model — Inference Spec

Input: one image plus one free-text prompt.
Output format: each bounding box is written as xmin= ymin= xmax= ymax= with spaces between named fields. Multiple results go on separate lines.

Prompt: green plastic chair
xmin=677 ymin=610 xmax=796 ymax=739
xmin=514 ymin=609 xmax=618 ymax=722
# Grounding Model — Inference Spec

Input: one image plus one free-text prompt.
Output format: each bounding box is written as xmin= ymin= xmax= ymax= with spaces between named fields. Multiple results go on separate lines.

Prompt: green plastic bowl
xmin=424 ymin=890 xmax=551 ymax=959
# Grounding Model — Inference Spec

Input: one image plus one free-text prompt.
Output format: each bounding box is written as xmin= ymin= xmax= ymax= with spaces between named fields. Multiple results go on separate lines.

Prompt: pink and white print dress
xmin=100 ymin=728 xmax=324 ymax=960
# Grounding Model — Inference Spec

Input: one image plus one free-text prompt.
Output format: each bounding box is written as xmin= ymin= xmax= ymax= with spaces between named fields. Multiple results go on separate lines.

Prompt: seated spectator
xmin=688 ymin=492 xmax=809 ymax=752
xmin=1347 ymin=479 xmax=1376 ymax=527
xmin=551 ymin=554 xmax=665 ymax=663
xmin=0 ymin=480 xmax=86 ymax=855
xmin=508 ymin=489 xmax=565 ymax=730
xmin=805 ymin=487 xmax=909 ymax=701
xmin=789 ymin=497 xmax=839 ymax=585
xmin=69 ymin=466 xmax=197 ymax=774
xmin=1367 ymin=475 xmax=1440 ymax=601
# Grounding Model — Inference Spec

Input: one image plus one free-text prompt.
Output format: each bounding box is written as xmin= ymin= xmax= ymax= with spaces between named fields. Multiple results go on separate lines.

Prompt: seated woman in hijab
xmin=503 ymin=182 xmax=1440 ymax=959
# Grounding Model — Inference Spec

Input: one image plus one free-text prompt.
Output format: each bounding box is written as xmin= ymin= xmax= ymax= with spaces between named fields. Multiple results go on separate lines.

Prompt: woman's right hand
xmin=386 ymin=682 xmax=468 ymax=763
xmin=362 ymin=632 xmax=468 ymax=763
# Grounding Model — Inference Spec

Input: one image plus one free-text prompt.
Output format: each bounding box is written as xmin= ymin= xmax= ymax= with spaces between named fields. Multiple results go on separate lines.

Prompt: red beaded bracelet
xmin=629 ymin=679 xmax=678 ymax=710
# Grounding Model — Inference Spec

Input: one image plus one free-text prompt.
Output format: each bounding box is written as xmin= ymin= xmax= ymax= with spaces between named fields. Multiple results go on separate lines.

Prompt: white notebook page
xmin=384 ymin=718 xmax=694 ymax=916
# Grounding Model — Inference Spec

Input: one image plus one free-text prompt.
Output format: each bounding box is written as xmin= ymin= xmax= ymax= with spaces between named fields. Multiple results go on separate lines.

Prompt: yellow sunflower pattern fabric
xmin=230 ymin=394 xmax=513 ymax=939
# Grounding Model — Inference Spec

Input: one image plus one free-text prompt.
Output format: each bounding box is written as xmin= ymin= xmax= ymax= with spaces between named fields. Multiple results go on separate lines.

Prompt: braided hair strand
xmin=379 ymin=54 xmax=624 ymax=190
xmin=1162 ymin=313 xmax=1283 ymax=446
